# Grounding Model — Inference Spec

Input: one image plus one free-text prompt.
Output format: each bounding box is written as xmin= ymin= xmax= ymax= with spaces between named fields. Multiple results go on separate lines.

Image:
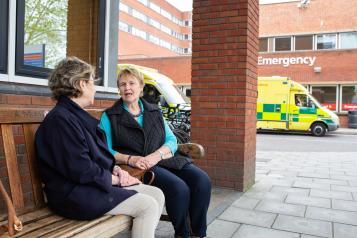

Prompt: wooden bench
xmin=0 ymin=108 xmax=204 ymax=237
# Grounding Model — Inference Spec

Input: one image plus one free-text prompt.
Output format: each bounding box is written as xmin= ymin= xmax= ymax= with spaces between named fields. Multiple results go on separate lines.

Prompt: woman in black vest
xmin=100 ymin=66 xmax=211 ymax=238
xmin=35 ymin=57 xmax=164 ymax=238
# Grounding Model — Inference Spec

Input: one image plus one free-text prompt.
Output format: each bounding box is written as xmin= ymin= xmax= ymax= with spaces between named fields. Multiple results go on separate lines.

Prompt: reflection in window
xmin=132 ymin=9 xmax=147 ymax=22
xmin=259 ymin=38 xmax=268 ymax=52
xmin=341 ymin=85 xmax=357 ymax=111
xmin=340 ymin=32 xmax=357 ymax=49
xmin=311 ymin=86 xmax=337 ymax=111
xmin=316 ymin=34 xmax=336 ymax=50
xmin=119 ymin=2 xmax=129 ymax=13
xmin=275 ymin=37 xmax=291 ymax=51
xmin=0 ymin=0 xmax=8 ymax=73
xmin=119 ymin=21 xmax=130 ymax=32
xmin=295 ymin=35 xmax=313 ymax=50
xmin=132 ymin=27 xmax=147 ymax=40
xmin=24 ymin=1 xmax=68 ymax=69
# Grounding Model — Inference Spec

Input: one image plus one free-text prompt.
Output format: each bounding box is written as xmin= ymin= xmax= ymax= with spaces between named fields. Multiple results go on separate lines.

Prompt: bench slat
xmin=20 ymin=219 xmax=78 ymax=238
xmin=43 ymin=216 xmax=110 ymax=238
xmin=71 ymin=215 xmax=132 ymax=238
xmin=0 ymin=108 xmax=45 ymax=124
xmin=2 ymin=214 xmax=65 ymax=237
xmin=23 ymin=124 xmax=45 ymax=207
xmin=1 ymin=124 xmax=25 ymax=209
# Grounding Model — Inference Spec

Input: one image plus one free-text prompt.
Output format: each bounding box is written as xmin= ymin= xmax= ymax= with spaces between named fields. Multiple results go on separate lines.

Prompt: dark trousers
xmin=149 ymin=164 xmax=211 ymax=238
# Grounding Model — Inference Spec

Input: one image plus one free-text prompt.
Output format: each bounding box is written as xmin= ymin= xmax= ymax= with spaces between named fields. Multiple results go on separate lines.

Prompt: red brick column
xmin=191 ymin=0 xmax=259 ymax=191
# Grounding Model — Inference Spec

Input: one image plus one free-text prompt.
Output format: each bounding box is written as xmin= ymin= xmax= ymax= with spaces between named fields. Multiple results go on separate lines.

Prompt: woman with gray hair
xmin=35 ymin=56 xmax=164 ymax=238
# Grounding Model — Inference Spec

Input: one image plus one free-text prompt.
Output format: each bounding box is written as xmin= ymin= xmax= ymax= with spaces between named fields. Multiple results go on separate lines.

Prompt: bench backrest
xmin=0 ymin=108 xmax=103 ymax=215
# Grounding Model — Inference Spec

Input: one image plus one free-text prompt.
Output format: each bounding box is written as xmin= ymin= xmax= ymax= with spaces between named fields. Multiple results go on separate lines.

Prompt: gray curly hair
xmin=48 ymin=56 xmax=94 ymax=100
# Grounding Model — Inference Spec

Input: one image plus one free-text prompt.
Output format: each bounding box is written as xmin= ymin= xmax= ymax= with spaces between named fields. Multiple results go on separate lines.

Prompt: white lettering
xmin=309 ymin=56 xmax=316 ymax=66
xmin=258 ymin=56 xmax=316 ymax=67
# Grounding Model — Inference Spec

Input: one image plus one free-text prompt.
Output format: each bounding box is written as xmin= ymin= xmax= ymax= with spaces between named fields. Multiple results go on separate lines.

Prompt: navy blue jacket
xmin=35 ymin=96 xmax=136 ymax=220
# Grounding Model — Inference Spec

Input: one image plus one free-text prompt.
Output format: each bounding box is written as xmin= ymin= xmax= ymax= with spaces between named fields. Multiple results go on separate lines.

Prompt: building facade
xmin=118 ymin=0 xmax=192 ymax=59
xmin=258 ymin=0 xmax=357 ymax=127
xmin=121 ymin=0 xmax=357 ymax=127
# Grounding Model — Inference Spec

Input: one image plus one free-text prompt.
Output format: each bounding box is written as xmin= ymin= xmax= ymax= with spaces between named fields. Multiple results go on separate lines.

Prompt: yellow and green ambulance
xmin=257 ymin=76 xmax=339 ymax=136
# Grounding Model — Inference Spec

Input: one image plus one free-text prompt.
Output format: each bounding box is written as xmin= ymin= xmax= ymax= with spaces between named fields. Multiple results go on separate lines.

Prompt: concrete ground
xmin=119 ymin=128 xmax=357 ymax=237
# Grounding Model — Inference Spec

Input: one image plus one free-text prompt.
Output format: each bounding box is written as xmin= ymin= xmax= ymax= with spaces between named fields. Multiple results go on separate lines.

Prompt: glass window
xmin=0 ymin=0 xmax=8 ymax=73
xmin=119 ymin=21 xmax=129 ymax=32
xmin=149 ymin=18 xmax=160 ymax=29
xmin=132 ymin=9 xmax=147 ymax=22
xmin=16 ymin=0 xmax=105 ymax=83
xmin=316 ymin=34 xmax=336 ymax=50
xmin=275 ymin=37 xmax=291 ymax=51
xmin=259 ymin=38 xmax=268 ymax=52
xmin=132 ymin=27 xmax=147 ymax=40
xmin=149 ymin=35 xmax=159 ymax=45
xmin=295 ymin=35 xmax=313 ymax=50
xmin=119 ymin=2 xmax=129 ymax=13
xmin=138 ymin=0 xmax=148 ymax=6
xmin=161 ymin=9 xmax=171 ymax=20
xmin=149 ymin=2 xmax=160 ymax=13
xmin=161 ymin=25 xmax=171 ymax=35
xmin=160 ymin=39 xmax=171 ymax=49
xmin=341 ymin=85 xmax=357 ymax=111
xmin=311 ymin=86 xmax=337 ymax=111
xmin=340 ymin=32 xmax=357 ymax=49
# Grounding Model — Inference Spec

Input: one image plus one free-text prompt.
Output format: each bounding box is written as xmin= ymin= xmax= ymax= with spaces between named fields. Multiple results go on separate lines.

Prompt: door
xmin=289 ymin=93 xmax=317 ymax=130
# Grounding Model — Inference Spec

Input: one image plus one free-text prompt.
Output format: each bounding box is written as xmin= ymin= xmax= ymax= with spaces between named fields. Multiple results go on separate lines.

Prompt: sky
xmin=166 ymin=0 xmax=193 ymax=11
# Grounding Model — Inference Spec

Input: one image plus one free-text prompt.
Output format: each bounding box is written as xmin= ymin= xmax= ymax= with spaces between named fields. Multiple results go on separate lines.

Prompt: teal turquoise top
xmin=100 ymin=99 xmax=178 ymax=156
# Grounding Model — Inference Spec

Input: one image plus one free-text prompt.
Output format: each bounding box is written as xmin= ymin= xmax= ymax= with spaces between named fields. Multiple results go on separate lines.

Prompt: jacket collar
xmin=57 ymin=96 xmax=99 ymax=137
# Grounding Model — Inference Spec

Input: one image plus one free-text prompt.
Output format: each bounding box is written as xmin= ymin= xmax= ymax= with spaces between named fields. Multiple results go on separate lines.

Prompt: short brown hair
xmin=117 ymin=66 xmax=144 ymax=88
xmin=48 ymin=56 xmax=94 ymax=100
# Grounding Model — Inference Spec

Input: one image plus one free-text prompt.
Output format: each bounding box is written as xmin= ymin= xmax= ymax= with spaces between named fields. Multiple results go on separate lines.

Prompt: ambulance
xmin=256 ymin=77 xmax=339 ymax=136
xmin=117 ymin=64 xmax=190 ymax=109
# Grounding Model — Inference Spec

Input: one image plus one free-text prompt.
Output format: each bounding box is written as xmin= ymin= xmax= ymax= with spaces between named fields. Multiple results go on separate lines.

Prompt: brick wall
xmin=67 ymin=0 xmax=99 ymax=66
xmin=0 ymin=93 xmax=115 ymax=213
xmin=191 ymin=0 xmax=259 ymax=191
xmin=118 ymin=56 xmax=192 ymax=85
xmin=260 ymin=0 xmax=357 ymax=36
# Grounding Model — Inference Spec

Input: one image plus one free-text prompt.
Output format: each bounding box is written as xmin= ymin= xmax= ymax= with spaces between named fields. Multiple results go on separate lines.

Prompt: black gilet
xmin=105 ymin=98 xmax=165 ymax=156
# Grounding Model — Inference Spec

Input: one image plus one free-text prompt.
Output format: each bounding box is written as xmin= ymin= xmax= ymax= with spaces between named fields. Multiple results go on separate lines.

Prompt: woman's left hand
xmin=140 ymin=156 xmax=160 ymax=169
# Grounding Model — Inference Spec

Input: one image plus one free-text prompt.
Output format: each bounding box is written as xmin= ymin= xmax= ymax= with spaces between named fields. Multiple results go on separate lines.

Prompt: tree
xmin=24 ymin=0 xmax=68 ymax=68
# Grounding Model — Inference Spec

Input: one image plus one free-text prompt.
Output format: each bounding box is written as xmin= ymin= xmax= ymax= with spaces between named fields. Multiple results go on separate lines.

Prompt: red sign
xmin=342 ymin=104 xmax=357 ymax=111
xmin=321 ymin=103 xmax=336 ymax=110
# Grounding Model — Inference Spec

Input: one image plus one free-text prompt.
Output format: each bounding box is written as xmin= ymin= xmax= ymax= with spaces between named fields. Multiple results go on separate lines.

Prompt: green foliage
xmin=24 ymin=0 xmax=68 ymax=68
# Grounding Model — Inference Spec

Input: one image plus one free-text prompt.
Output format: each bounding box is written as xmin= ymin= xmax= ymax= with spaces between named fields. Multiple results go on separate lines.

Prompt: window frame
xmin=311 ymin=85 xmax=339 ymax=112
xmin=340 ymin=85 xmax=357 ymax=112
xmin=274 ymin=36 xmax=292 ymax=52
xmin=315 ymin=33 xmax=337 ymax=50
xmin=15 ymin=0 xmax=106 ymax=82
xmin=294 ymin=34 xmax=314 ymax=51
xmin=339 ymin=31 xmax=357 ymax=49
xmin=259 ymin=37 xmax=269 ymax=52
xmin=0 ymin=0 xmax=9 ymax=74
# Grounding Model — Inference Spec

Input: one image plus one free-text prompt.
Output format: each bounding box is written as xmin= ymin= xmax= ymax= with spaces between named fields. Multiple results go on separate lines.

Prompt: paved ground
xmin=210 ymin=151 xmax=357 ymax=238
xmin=119 ymin=128 xmax=357 ymax=237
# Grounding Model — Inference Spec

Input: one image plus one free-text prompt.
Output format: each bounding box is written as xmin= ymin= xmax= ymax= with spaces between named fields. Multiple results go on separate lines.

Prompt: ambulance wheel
xmin=311 ymin=123 xmax=326 ymax=137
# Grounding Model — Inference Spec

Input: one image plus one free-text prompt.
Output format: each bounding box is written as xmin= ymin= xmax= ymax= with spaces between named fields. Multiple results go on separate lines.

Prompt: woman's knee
xmin=190 ymin=168 xmax=211 ymax=194
xmin=150 ymin=185 xmax=165 ymax=208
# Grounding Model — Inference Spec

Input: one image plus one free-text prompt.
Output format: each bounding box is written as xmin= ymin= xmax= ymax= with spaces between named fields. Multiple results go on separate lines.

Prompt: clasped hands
xmin=112 ymin=165 xmax=141 ymax=187
xmin=127 ymin=155 xmax=160 ymax=170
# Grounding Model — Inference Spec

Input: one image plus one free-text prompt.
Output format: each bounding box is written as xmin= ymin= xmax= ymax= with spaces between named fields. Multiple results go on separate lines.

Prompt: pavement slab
xmin=310 ymin=189 xmax=353 ymax=200
xmin=231 ymin=196 xmax=260 ymax=209
xmin=219 ymin=206 xmax=277 ymax=228
xmin=332 ymin=199 xmax=357 ymax=212
xmin=306 ymin=206 xmax=357 ymax=226
xmin=207 ymin=219 xmax=240 ymax=238
xmin=232 ymin=224 xmax=299 ymax=238
xmin=272 ymin=215 xmax=332 ymax=238
xmin=255 ymin=200 xmax=306 ymax=217
xmin=334 ymin=223 xmax=357 ymax=238
xmin=285 ymin=194 xmax=331 ymax=208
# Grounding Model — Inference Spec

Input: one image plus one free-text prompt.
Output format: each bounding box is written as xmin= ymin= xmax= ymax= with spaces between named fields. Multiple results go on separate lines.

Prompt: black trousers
xmin=150 ymin=164 xmax=211 ymax=238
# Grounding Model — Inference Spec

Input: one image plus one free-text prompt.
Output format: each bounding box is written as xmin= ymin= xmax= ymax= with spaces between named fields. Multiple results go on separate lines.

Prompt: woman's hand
xmin=128 ymin=156 xmax=148 ymax=170
xmin=112 ymin=165 xmax=141 ymax=187
xmin=111 ymin=174 xmax=120 ymax=186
